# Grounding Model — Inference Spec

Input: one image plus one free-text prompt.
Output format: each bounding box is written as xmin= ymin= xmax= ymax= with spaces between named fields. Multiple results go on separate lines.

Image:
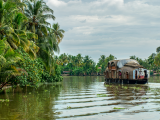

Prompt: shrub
xmin=15 ymin=48 xmax=44 ymax=86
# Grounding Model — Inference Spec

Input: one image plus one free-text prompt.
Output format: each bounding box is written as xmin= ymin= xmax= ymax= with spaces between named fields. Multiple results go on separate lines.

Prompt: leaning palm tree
xmin=51 ymin=23 xmax=65 ymax=44
xmin=0 ymin=39 xmax=22 ymax=89
xmin=0 ymin=0 xmax=20 ymax=49
xmin=0 ymin=0 xmax=37 ymax=58
xmin=12 ymin=12 xmax=39 ymax=59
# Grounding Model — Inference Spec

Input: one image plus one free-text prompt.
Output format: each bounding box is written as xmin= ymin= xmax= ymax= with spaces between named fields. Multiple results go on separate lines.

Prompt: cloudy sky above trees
xmin=46 ymin=0 xmax=160 ymax=62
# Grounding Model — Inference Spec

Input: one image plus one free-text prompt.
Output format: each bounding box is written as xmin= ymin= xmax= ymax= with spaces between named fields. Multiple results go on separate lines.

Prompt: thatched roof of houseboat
xmin=116 ymin=59 xmax=139 ymax=68
xmin=124 ymin=61 xmax=143 ymax=68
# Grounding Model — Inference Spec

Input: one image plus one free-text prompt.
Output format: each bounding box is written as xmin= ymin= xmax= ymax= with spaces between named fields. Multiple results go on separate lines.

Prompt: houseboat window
xmin=108 ymin=63 xmax=111 ymax=69
xmin=126 ymin=72 xmax=129 ymax=79
xmin=135 ymin=71 xmax=137 ymax=79
xmin=111 ymin=62 xmax=115 ymax=66
xmin=119 ymin=71 xmax=122 ymax=79
xmin=144 ymin=70 xmax=147 ymax=78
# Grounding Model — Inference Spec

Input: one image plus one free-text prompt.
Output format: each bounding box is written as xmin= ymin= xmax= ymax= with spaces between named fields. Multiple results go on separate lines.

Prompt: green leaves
xmin=16 ymin=48 xmax=44 ymax=86
xmin=0 ymin=38 xmax=6 ymax=55
xmin=0 ymin=0 xmax=64 ymax=88
xmin=52 ymin=23 xmax=65 ymax=44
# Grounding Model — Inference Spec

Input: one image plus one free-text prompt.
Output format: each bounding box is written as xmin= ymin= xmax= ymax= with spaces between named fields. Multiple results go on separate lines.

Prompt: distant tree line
xmin=54 ymin=54 xmax=116 ymax=76
xmin=56 ymin=46 xmax=160 ymax=76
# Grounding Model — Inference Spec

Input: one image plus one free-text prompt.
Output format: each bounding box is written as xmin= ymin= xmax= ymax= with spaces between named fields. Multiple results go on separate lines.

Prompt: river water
xmin=0 ymin=76 xmax=160 ymax=120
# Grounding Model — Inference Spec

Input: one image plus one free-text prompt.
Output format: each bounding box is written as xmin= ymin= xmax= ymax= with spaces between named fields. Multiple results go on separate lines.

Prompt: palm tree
xmin=0 ymin=39 xmax=23 ymax=89
xmin=51 ymin=23 xmax=65 ymax=44
xmin=24 ymin=0 xmax=55 ymax=39
xmin=0 ymin=0 xmax=20 ymax=49
xmin=23 ymin=0 xmax=63 ymax=73
xmin=156 ymin=47 xmax=160 ymax=53
xmin=0 ymin=0 xmax=38 ymax=59
xmin=98 ymin=55 xmax=106 ymax=73
xmin=83 ymin=55 xmax=93 ymax=75
xmin=59 ymin=53 xmax=68 ymax=66
xmin=75 ymin=54 xmax=83 ymax=67
xmin=99 ymin=55 xmax=106 ymax=63
xmin=148 ymin=53 xmax=156 ymax=65
xmin=67 ymin=55 xmax=72 ymax=63
xmin=154 ymin=53 xmax=160 ymax=66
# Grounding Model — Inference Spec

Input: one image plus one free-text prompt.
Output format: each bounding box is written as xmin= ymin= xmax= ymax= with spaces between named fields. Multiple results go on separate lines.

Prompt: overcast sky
xmin=46 ymin=0 xmax=160 ymax=63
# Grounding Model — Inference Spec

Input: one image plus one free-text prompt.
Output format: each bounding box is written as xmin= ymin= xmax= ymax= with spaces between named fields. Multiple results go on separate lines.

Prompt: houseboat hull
xmin=105 ymin=78 xmax=148 ymax=84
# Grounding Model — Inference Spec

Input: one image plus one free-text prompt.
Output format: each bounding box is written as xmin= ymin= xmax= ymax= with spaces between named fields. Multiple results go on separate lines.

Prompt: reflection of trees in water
xmin=0 ymin=83 xmax=62 ymax=120
xmin=149 ymin=76 xmax=160 ymax=83
xmin=62 ymin=76 xmax=98 ymax=94
xmin=105 ymin=84 xmax=148 ymax=102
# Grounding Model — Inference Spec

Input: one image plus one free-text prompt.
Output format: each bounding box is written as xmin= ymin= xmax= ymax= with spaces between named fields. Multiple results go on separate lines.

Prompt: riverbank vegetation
xmin=55 ymin=47 xmax=160 ymax=76
xmin=1 ymin=0 xmax=160 ymax=90
xmin=0 ymin=0 xmax=64 ymax=89
xmin=54 ymin=54 xmax=117 ymax=76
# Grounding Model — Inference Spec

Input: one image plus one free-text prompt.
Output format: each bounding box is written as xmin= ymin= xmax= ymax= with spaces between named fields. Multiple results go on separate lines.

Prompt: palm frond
xmin=0 ymin=38 xmax=6 ymax=55
xmin=42 ymin=14 xmax=55 ymax=20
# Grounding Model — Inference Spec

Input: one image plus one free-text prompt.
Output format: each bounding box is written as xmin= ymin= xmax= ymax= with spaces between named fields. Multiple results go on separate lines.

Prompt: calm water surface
xmin=0 ymin=76 xmax=160 ymax=120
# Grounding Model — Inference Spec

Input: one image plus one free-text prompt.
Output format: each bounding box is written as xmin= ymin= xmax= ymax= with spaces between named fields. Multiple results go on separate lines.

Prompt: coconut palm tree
xmin=0 ymin=39 xmax=23 ymax=89
xmin=76 ymin=54 xmax=83 ymax=67
xmin=24 ymin=0 xmax=55 ymax=39
xmin=83 ymin=55 xmax=93 ymax=75
xmin=156 ymin=47 xmax=160 ymax=53
xmin=23 ymin=0 xmax=63 ymax=73
xmin=11 ymin=12 xmax=39 ymax=59
xmin=51 ymin=23 xmax=65 ymax=44
xmin=0 ymin=0 xmax=38 ymax=59
xmin=59 ymin=53 xmax=68 ymax=66
xmin=154 ymin=53 xmax=160 ymax=66
xmin=0 ymin=0 xmax=20 ymax=49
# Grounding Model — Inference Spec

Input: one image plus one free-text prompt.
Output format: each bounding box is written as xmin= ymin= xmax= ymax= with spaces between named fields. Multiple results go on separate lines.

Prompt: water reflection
xmin=0 ymin=76 xmax=160 ymax=120
xmin=0 ymin=83 xmax=62 ymax=120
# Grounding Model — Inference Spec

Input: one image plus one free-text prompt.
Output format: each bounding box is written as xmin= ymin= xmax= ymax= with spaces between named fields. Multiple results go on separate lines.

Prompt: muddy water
xmin=0 ymin=76 xmax=160 ymax=120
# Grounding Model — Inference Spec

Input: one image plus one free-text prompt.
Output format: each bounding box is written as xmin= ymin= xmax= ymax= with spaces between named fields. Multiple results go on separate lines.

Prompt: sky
xmin=45 ymin=0 xmax=160 ymax=63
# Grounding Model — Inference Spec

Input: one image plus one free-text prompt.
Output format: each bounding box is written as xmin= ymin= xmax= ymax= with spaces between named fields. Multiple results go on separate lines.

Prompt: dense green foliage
xmin=15 ymin=47 xmax=44 ymax=86
xmin=130 ymin=52 xmax=160 ymax=72
xmin=54 ymin=53 xmax=117 ymax=75
xmin=0 ymin=0 xmax=64 ymax=89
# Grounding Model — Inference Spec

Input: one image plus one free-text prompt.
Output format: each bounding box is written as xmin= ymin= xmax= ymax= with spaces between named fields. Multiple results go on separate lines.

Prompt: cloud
xmin=80 ymin=19 xmax=86 ymax=23
xmin=47 ymin=0 xmax=67 ymax=7
xmin=46 ymin=0 xmax=160 ymax=62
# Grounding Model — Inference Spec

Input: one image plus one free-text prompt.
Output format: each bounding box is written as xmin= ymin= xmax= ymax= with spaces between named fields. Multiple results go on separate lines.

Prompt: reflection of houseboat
xmin=104 ymin=59 xmax=150 ymax=84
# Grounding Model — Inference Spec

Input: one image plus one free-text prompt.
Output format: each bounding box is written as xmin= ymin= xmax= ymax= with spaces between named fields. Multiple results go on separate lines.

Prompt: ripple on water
xmin=54 ymin=77 xmax=160 ymax=120
xmin=1 ymin=76 xmax=160 ymax=120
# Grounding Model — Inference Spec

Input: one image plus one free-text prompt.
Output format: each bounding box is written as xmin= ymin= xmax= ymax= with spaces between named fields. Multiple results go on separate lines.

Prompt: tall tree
xmin=154 ymin=53 xmax=160 ymax=66
xmin=156 ymin=46 xmax=160 ymax=53
xmin=24 ymin=0 xmax=55 ymax=39
xmin=76 ymin=54 xmax=83 ymax=67
xmin=51 ymin=23 xmax=65 ymax=44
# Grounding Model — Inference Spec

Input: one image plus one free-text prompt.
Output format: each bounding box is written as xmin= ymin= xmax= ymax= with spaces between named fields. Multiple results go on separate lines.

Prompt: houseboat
xmin=104 ymin=59 xmax=150 ymax=84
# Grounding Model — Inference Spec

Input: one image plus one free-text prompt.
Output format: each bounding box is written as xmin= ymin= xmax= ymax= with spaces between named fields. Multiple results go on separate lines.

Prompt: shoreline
xmin=61 ymin=74 xmax=104 ymax=76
